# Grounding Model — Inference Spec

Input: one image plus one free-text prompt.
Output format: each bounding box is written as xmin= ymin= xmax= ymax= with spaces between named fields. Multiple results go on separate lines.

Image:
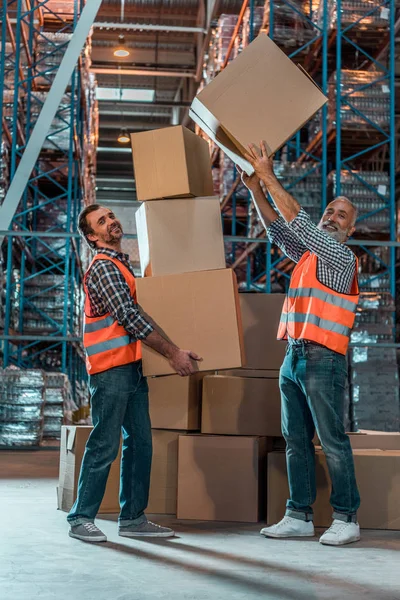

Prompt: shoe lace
xmin=325 ymin=521 xmax=348 ymax=535
xmin=146 ymin=521 xmax=162 ymax=529
xmin=83 ymin=522 xmax=100 ymax=533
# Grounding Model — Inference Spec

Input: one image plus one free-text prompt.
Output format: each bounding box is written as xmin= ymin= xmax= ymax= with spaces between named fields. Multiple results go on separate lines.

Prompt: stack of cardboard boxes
xmin=176 ymin=293 xmax=286 ymax=523
xmin=131 ymin=124 xmax=246 ymax=515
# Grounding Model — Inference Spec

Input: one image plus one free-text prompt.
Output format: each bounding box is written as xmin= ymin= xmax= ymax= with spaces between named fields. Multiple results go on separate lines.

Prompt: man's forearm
xmin=260 ymin=175 xmax=300 ymax=223
xmin=250 ymin=183 xmax=279 ymax=227
xmin=142 ymin=329 xmax=179 ymax=359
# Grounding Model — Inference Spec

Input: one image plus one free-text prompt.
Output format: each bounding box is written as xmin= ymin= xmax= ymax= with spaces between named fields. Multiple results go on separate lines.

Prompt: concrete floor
xmin=1 ymin=451 xmax=399 ymax=600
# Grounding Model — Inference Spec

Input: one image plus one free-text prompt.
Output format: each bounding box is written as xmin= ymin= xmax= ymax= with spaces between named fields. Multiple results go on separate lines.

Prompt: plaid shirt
xmin=267 ymin=207 xmax=356 ymax=294
xmin=85 ymin=247 xmax=153 ymax=341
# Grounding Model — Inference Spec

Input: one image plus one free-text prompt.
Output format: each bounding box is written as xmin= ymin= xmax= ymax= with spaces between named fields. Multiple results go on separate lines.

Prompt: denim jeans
xmin=280 ymin=342 xmax=360 ymax=523
xmin=67 ymin=361 xmax=152 ymax=527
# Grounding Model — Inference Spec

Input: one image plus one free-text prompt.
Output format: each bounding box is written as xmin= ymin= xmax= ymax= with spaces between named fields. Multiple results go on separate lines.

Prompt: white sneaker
xmin=260 ymin=516 xmax=315 ymax=539
xmin=319 ymin=520 xmax=360 ymax=546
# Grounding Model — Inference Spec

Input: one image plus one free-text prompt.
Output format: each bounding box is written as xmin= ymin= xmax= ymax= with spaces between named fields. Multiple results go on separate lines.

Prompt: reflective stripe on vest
xmin=83 ymin=253 xmax=142 ymax=374
xmin=84 ymin=315 xmax=115 ymax=334
xmin=86 ymin=335 xmax=132 ymax=357
xmin=278 ymin=251 xmax=359 ymax=355
xmin=280 ymin=312 xmax=352 ymax=338
xmin=287 ymin=287 xmax=356 ymax=313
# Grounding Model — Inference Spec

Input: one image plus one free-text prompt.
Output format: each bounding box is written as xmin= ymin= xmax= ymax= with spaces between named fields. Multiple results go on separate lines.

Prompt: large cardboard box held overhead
xmin=177 ymin=435 xmax=267 ymax=522
xmin=201 ymin=375 xmax=281 ymax=436
xmin=57 ymin=426 xmax=121 ymax=514
xmin=147 ymin=429 xmax=182 ymax=515
xmin=148 ymin=374 xmax=205 ymax=431
xmin=130 ymin=125 xmax=214 ymax=201
xmin=135 ymin=197 xmax=226 ymax=277
xmin=240 ymin=293 xmax=286 ymax=371
xmin=136 ymin=269 xmax=245 ymax=376
xmin=267 ymin=450 xmax=400 ymax=530
xmin=190 ymin=33 xmax=327 ymax=175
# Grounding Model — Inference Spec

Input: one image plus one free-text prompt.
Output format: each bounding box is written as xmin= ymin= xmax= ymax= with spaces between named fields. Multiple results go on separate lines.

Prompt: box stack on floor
xmin=187 ymin=293 xmax=286 ymax=523
xmin=131 ymin=123 xmax=247 ymax=516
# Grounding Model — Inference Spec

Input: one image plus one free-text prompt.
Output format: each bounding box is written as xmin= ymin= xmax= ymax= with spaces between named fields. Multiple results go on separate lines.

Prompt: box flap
xmin=66 ymin=427 xmax=76 ymax=452
xmin=190 ymin=101 xmax=254 ymax=176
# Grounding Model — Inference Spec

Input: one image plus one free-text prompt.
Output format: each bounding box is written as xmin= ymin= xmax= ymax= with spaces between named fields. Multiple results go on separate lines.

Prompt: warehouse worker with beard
xmin=67 ymin=204 xmax=202 ymax=543
xmin=239 ymin=141 xmax=360 ymax=547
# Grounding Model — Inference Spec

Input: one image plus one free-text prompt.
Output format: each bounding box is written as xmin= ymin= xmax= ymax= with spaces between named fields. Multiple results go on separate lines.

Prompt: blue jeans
xmin=280 ymin=342 xmax=360 ymax=524
xmin=67 ymin=361 xmax=152 ymax=527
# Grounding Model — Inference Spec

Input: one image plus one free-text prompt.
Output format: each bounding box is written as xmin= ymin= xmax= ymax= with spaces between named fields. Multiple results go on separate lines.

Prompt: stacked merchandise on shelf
xmin=262 ymin=0 xmax=315 ymax=52
xmin=328 ymin=171 xmax=390 ymax=234
xmin=0 ymin=368 xmax=46 ymax=447
xmin=328 ymin=70 xmax=389 ymax=130
xmin=203 ymin=13 xmax=242 ymax=83
xmin=216 ymin=14 xmax=240 ymax=66
xmin=0 ymin=141 xmax=10 ymax=207
xmin=349 ymin=292 xmax=399 ymax=432
xmin=30 ymin=92 xmax=73 ymax=152
xmin=309 ymin=69 xmax=390 ymax=138
xmin=35 ymin=32 xmax=73 ymax=86
xmin=233 ymin=6 xmax=264 ymax=57
xmin=274 ymin=161 xmax=322 ymax=223
xmin=21 ymin=275 xmax=82 ymax=341
xmin=314 ymin=0 xmax=390 ymax=29
xmin=357 ymin=248 xmax=391 ymax=291
xmin=43 ymin=372 xmax=77 ymax=440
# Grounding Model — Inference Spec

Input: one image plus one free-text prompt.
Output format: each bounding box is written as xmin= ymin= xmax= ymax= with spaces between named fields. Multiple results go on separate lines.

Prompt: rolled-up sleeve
xmin=287 ymin=207 xmax=355 ymax=272
xmin=88 ymin=262 xmax=153 ymax=341
xmin=266 ymin=216 xmax=308 ymax=263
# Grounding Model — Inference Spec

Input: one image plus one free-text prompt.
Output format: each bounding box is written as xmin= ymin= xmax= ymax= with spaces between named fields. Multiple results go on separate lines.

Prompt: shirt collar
xmin=95 ymin=247 xmax=130 ymax=262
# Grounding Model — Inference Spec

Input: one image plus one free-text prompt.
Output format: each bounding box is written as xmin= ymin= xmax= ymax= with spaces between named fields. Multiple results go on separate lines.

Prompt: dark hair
xmin=78 ymin=204 xmax=103 ymax=249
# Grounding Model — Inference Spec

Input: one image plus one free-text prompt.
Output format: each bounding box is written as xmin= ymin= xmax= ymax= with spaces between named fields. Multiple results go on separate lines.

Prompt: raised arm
xmin=238 ymin=168 xmax=308 ymax=264
xmin=243 ymin=143 xmax=355 ymax=272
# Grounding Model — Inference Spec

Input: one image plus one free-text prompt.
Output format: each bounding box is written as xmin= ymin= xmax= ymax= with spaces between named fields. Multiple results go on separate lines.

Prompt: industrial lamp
xmin=113 ymin=35 xmax=130 ymax=58
xmin=117 ymin=127 xmax=130 ymax=144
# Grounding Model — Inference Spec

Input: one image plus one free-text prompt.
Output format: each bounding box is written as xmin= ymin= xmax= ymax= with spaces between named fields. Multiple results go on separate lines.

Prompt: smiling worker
xmin=67 ymin=204 xmax=201 ymax=543
xmin=239 ymin=142 xmax=360 ymax=547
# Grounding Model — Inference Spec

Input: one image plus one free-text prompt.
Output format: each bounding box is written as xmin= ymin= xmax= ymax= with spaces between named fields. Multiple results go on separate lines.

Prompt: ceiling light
xmin=113 ymin=35 xmax=130 ymax=58
xmin=117 ymin=128 xmax=130 ymax=144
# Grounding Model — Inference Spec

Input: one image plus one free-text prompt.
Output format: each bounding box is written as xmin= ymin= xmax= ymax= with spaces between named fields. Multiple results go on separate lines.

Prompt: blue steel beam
xmin=0 ymin=0 xmax=103 ymax=238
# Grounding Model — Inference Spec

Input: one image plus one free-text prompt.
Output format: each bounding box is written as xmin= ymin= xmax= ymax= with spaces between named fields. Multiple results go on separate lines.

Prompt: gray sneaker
xmin=119 ymin=520 xmax=174 ymax=538
xmin=69 ymin=522 xmax=107 ymax=543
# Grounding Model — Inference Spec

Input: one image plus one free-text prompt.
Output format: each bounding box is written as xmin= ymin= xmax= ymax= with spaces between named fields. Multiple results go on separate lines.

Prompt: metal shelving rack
xmin=213 ymin=0 xmax=397 ymax=297
xmin=0 ymin=0 xmax=89 ymax=390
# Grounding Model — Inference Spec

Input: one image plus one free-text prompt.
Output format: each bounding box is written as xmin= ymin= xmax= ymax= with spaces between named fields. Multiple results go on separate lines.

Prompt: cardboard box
xmin=267 ymin=450 xmax=400 ymax=530
xmin=148 ymin=374 xmax=205 ymax=430
xmin=130 ymin=125 xmax=214 ymax=201
xmin=190 ymin=33 xmax=327 ymax=175
xmin=58 ymin=426 xmax=121 ymax=514
xmin=137 ymin=269 xmax=245 ymax=376
xmin=135 ymin=197 xmax=226 ymax=277
xmin=348 ymin=431 xmax=400 ymax=451
xmin=221 ymin=368 xmax=280 ymax=378
xmin=147 ymin=429 xmax=182 ymax=515
xmin=201 ymin=375 xmax=281 ymax=436
xmin=240 ymin=293 xmax=287 ymax=370
xmin=177 ymin=434 xmax=267 ymax=522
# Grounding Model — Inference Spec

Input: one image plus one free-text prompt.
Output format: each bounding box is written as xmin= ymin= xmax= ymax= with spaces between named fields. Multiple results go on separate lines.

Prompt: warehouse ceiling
xmin=91 ymin=0 xmax=247 ymax=202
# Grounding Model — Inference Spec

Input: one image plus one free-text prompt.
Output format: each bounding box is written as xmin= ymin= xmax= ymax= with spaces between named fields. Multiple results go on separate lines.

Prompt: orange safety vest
xmin=278 ymin=251 xmax=359 ymax=355
xmin=83 ymin=253 xmax=142 ymax=375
